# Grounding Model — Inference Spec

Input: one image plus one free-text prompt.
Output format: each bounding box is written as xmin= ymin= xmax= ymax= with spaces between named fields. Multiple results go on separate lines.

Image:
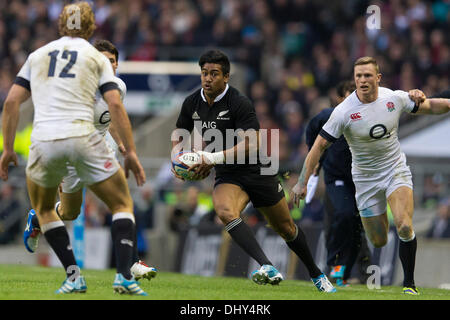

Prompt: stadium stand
xmin=0 ymin=0 xmax=448 ymax=286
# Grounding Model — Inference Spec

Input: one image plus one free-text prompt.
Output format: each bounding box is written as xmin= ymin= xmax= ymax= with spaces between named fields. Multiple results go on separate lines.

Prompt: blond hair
xmin=354 ymin=56 xmax=380 ymax=73
xmin=58 ymin=2 xmax=96 ymax=39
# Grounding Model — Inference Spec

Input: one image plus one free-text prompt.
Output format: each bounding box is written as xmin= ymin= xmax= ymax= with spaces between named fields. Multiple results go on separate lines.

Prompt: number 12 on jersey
xmin=48 ymin=50 xmax=78 ymax=78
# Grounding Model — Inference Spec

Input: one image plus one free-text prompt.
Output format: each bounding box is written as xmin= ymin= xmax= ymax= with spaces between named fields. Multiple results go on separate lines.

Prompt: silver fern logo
xmin=217 ymin=110 xmax=230 ymax=120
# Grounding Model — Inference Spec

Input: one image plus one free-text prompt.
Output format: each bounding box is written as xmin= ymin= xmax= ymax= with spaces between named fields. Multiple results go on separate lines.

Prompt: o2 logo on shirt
xmin=369 ymin=124 xmax=390 ymax=139
xmin=99 ymin=111 xmax=111 ymax=124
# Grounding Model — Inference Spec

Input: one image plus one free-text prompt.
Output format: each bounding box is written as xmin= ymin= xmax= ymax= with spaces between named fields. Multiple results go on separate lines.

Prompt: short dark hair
xmin=198 ymin=50 xmax=230 ymax=76
xmin=94 ymin=39 xmax=118 ymax=61
xmin=336 ymin=80 xmax=356 ymax=98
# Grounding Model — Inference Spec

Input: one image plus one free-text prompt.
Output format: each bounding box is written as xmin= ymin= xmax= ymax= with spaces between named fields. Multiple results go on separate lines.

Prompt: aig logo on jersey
xmin=350 ymin=112 xmax=362 ymax=121
xmin=386 ymin=102 xmax=395 ymax=112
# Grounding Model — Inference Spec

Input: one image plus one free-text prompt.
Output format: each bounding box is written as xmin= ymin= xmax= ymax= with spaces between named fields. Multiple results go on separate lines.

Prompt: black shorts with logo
xmin=214 ymin=171 xmax=285 ymax=208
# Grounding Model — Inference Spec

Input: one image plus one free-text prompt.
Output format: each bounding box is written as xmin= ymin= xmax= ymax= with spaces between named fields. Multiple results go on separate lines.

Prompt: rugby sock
xmin=225 ymin=218 xmax=273 ymax=266
xmin=286 ymin=225 xmax=322 ymax=278
xmin=398 ymin=233 xmax=417 ymax=287
xmin=132 ymin=225 xmax=139 ymax=263
xmin=42 ymin=221 xmax=79 ymax=279
xmin=111 ymin=213 xmax=135 ymax=280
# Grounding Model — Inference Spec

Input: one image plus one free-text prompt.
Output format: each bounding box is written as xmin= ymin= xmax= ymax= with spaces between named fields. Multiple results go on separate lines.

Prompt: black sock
xmin=43 ymin=225 xmax=79 ymax=279
xmin=226 ymin=218 xmax=272 ymax=266
xmin=111 ymin=218 xmax=135 ymax=280
xmin=399 ymin=236 xmax=417 ymax=287
xmin=132 ymin=225 xmax=139 ymax=263
xmin=286 ymin=225 xmax=322 ymax=278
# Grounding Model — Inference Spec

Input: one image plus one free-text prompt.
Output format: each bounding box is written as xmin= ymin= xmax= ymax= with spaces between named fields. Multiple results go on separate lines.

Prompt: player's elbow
xmin=3 ymin=97 xmax=20 ymax=114
xmin=107 ymin=100 xmax=123 ymax=113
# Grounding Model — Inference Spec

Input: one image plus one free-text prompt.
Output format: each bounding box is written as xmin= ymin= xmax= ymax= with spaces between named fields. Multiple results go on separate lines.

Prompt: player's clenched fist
xmin=408 ymin=89 xmax=426 ymax=106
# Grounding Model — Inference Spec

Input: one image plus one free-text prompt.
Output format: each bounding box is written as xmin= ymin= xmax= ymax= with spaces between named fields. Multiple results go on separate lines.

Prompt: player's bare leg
xmin=213 ymin=184 xmax=280 ymax=284
xmin=259 ymin=198 xmax=336 ymax=292
xmin=26 ymin=177 xmax=85 ymax=293
xmin=57 ymin=188 xmax=84 ymax=220
xmin=213 ymin=183 xmax=249 ymax=223
xmin=360 ymin=213 xmax=389 ymax=248
xmin=26 ymin=177 xmax=60 ymax=226
xmin=388 ymin=186 xmax=418 ymax=294
xmin=88 ymin=169 xmax=150 ymax=294
xmin=388 ymin=186 xmax=415 ymax=240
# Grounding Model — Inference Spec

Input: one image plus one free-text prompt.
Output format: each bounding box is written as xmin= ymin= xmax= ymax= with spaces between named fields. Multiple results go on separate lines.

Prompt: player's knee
xmin=58 ymin=205 xmax=79 ymax=221
xmin=214 ymin=204 xmax=238 ymax=224
xmin=397 ymin=223 xmax=413 ymax=241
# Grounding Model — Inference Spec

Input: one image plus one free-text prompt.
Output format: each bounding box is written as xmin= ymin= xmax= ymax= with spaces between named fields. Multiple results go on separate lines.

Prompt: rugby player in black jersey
xmin=171 ymin=50 xmax=336 ymax=292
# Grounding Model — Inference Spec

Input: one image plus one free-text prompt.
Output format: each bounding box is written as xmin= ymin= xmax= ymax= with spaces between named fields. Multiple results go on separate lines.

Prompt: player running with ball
xmin=172 ymin=50 xmax=336 ymax=293
xmin=292 ymin=56 xmax=450 ymax=295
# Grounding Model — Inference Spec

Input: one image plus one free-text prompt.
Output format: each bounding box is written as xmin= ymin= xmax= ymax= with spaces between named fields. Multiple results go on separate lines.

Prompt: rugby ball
xmin=172 ymin=151 xmax=201 ymax=180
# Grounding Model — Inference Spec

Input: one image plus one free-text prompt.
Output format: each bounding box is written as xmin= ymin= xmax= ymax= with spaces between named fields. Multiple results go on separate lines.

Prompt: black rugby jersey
xmin=176 ymin=85 xmax=261 ymax=176
xmin=306 ymin=107 xmax=353 ymax=185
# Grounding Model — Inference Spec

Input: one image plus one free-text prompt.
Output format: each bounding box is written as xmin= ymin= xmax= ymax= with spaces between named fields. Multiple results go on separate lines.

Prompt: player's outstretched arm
xmin=291 ymin=135 xmax=331 ymax=207
xmin=408 ymin=89 xmax=450 ymax=115
xmin=103 ymin=89 xmax=146 ymax=186
xmin=0 ymin=84 xmax=30 ymax=181
xmin=108 ymin=122 xmax=126 ymax=155
xmin=414 ymin=98 xmax=450 ymax=115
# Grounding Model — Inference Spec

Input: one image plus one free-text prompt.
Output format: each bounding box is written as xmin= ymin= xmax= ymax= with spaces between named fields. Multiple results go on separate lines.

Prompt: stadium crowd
xmin=0 ymin=0 xmax=449 ymax=241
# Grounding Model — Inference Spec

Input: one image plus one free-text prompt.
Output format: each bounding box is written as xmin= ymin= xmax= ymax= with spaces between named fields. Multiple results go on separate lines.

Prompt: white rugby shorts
xmin=26 ymin=131 xmax=120 ymax=189
xmin=60 ymin=131 xmax=119 ymax=193
xmin=353 ymin=153 xmax=413 ymax=218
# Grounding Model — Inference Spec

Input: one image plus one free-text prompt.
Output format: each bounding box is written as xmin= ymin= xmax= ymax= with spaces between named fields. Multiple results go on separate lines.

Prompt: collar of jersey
xmin=200 ymin=84 xmax=229 ymax=103
xmin=60 ymin=36 xmax=88 ymax=43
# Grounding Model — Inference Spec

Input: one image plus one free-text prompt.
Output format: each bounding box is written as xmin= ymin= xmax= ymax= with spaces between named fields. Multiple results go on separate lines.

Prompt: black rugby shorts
xmin=214 ymin=171 xmax=285 ymax=208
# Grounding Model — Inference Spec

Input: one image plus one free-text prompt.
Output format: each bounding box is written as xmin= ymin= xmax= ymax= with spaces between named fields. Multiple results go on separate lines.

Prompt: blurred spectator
xmin=169 ymin=185 xmax=211 ymax=232
xmin=426 ymin=198 xmax=450 ymax=239
xmin=134 ymin=183 xmax=156 ymax=229
xmin=0 ymin=0 xmax=448 ymax=222
xmin=0 ymin=183 xmax=21 ymax=244
xmin=422 ymin=173 xmax=445 ymax=209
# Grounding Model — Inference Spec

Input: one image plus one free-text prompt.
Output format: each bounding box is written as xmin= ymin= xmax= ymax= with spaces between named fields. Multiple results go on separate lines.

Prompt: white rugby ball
xmin=172 ymin=151 xmax=201 ymax=180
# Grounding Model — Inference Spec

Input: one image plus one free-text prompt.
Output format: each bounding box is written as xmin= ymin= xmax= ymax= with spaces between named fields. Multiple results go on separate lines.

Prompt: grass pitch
xmin=0 ymin=264 xmax=448 ymax=300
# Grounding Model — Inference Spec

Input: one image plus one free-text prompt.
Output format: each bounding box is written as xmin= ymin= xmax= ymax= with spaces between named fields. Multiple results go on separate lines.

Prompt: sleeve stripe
xmin=319 ymin=128 xmax=338 ymax=143
xmin=99 ymin=82 xmax=119 ymax=95
xmin=411 ymin=103 xmax=419 ymax=113
xmin=14 ymin=76 xmax=31 ymax=91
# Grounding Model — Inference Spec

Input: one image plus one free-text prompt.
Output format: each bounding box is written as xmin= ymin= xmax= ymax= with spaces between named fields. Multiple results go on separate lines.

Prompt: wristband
xmin=198 ymin=151 xmax=225 ymax=165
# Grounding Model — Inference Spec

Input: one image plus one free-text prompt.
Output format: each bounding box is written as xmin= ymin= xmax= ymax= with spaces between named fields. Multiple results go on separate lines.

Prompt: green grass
xmin=0 ymin=264 xmax=448 ymax=300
